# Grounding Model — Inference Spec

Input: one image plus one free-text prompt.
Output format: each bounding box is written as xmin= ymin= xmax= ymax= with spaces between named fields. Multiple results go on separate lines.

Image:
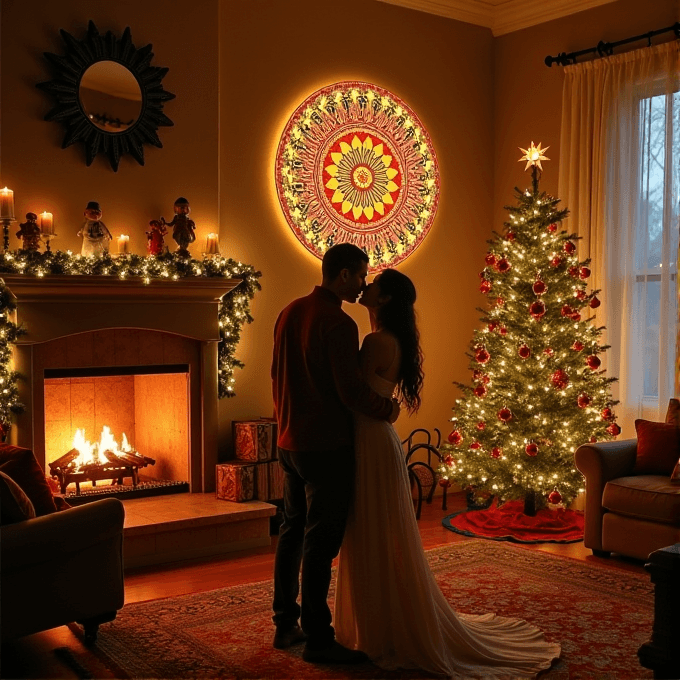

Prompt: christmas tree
xmin=439 ymin=143 xmax=619 ymax=515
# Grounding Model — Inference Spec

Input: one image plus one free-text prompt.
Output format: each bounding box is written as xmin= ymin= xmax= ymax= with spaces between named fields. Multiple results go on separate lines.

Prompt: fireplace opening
xmin=44 ymin=364 xmax=191 ymax=503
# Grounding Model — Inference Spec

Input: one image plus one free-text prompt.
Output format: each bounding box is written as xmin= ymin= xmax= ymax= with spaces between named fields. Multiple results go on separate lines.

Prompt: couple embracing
xmin=271 ymin=243 xmax=560 ymax=678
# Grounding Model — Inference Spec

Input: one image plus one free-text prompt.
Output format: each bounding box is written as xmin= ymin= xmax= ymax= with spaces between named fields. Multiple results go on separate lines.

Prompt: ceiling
xmin=375 ymin=0 xmax=618 ymax=36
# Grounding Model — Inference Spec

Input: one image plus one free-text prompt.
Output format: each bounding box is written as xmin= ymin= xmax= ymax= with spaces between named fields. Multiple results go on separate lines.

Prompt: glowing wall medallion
xmin=275 ymin=81 xmax=439 ymax=270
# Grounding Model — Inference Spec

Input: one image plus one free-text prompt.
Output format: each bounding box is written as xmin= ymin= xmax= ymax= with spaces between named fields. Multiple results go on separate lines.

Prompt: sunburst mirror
xmin=37 ymin=21 xmax=175 ymax=172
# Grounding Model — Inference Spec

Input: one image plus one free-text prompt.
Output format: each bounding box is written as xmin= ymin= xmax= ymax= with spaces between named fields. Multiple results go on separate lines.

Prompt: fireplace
xmin=4 ymin=274 xmax=241 ymax=493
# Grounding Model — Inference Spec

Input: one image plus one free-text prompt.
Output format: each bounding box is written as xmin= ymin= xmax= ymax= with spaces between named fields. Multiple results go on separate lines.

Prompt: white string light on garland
xmin=0 ymin=250 xmax=262 ymax=430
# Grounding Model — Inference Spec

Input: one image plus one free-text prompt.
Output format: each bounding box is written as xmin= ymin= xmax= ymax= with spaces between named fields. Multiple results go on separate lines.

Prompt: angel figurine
xmin=161 ymin=197 xmax=196 ymax=257
xmin=16 ymin=212 xmax=42 ymax=251
xmin=146 ymin=219 xmax=168 ymax=256
xmin=78 ymin=201 xmax=112 ymax=257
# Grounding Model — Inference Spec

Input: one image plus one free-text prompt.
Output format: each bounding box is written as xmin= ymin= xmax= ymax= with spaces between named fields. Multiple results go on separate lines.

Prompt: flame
xmin=71 ymin=426 xmax=133 ymax=468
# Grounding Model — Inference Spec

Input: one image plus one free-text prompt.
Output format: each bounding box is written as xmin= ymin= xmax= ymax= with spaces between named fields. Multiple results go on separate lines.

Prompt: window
xmin=633 ymin=90 xmax=679 ymax=400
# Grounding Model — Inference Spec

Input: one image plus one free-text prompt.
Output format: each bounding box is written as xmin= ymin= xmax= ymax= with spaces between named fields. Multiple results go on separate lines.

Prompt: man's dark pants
xmin=272 ymin=445 xmax=354 ymax=651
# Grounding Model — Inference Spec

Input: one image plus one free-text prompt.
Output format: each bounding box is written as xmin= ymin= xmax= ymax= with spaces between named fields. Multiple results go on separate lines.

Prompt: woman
xmin=334 ymin=268 xmax=560 ymax=678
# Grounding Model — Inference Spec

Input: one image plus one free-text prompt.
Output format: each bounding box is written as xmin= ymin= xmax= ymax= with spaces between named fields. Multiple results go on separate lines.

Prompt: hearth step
xmin=122 ymin=494 xmax=276 ymax=569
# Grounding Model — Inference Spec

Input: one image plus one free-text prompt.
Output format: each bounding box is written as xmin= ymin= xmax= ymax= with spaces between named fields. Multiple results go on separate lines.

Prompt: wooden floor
xmin=0 ymin=493 xmax=647 ymax=679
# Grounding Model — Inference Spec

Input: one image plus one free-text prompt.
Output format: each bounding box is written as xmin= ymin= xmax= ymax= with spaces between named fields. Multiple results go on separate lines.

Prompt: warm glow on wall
xmin=275 ymin=81 xmax=439 ymax=271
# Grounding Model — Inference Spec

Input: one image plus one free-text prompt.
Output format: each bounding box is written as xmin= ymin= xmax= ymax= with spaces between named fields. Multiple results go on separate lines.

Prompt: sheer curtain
xmin=559 ymin=41 xmax=680 ymax=437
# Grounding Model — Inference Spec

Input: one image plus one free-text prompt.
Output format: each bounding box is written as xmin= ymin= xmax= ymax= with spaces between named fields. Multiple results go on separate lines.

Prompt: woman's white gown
xmin=335 ymin=370 xmax=561 ymax=679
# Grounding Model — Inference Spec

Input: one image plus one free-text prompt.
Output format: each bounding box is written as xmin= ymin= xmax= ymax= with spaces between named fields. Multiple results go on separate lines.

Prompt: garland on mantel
xmin=0 ymin=250 xmax=262 ymax=432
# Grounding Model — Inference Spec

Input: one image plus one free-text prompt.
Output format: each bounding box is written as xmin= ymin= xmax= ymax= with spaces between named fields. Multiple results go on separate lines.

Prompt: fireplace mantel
xmin=5 ymin=274 xmax=243 ymax=492
xmin=3 ymin=274 xmax=242 ymax=344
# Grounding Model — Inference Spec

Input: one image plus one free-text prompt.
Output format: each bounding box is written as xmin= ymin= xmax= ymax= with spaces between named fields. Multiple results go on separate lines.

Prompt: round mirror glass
xmin=79 ymin=61 xmax=142 ymax=132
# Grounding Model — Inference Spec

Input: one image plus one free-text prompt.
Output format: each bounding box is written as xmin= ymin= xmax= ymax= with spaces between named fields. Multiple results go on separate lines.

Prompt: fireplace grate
xmin=63 ymin=480 xmax=190 ymax=506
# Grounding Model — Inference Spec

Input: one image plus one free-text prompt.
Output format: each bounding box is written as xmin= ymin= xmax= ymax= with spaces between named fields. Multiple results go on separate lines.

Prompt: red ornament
xmin=518 ymin=344 xmax=531 ymax=359
xmin=579 ymin=266 xmax=591 ymax=280
xmin=590 ymin=436 xmax=597 ymax=443
xmin=439 ymin=479 xmax=452 ymax=488
xmin=498 ymin=407 xmax=513 ymax=423
xmin=574 ymin=289 xmax=587 ymax=300
xmin=561 ymin=304 xmax=574 ymax=317
xmin=479 ymin=279 xmax=492 ymax=294
xmin=543 ymin=347 xmax=554 ymax=357
xmin=473 ymin=384 xmax=487 ymax=398
xmin=488 ymin=322 xmax=498 ymax=333
xmin=476 ymin=421 xmax=486 ymax=430
xmin=571 ymin=340 xmax=585 ymax=351
xmin=484 ymin=252 xmax=497 ymax=266
xmin=490 ymin=447 xmax=502 ymax=459
xmin=529 ymin=300 xmax=546 ymax=319
xmin=589 ymin=296 xmax=601 ymax=309
xmin=601 ymin=407 xmax=613 ymax=421
xmin=586 ymin=355 xmax=601 ymax=370
xmin=482 ymin=374 xmax=491 ymax=384
xmin=472 ymin=369 xmax=484 ymax=382
xmin=448 ymin=430 xmax=463 ymax=445
xmin=550 ymin=369 xmax=569 ymax=390
xmin=577 ymin=393 xmax=591 ymax=408
xmin=494 ymin=258 xmax=511 ymax=273
xmin=550 ymin=256 xmax=563 ymax=268
xmin=548 ymin=488 xmax=562 ymax=505
xmin=525 ymin=443 xmax=539 ymax=456
xmin=496 ymin=297 xmax=505 ymax=307
xmin=606 ymin=422 xmax=621 ymax=437
xmin=499 ymin=326 xmax=508 ymax=336
xmin=444 ymin=455 xmax=454 ymax=465
xmin=547 ymin=223 xmax=558 ymax=233
xmin=568 ymin=265 xmax=579 ymax=278
xmin=506 ymin=232 xmax=516 ymax=241
xmin=475 ymin=347 xmax=490 ymax=364
xmin=564 ymin=241 xmax=576 ymax=254
xmin=469 ymin=441 xmax=481 ymax=450
xmin=570 ymin=311 xmax=582 ymax=322
xmin=532 ymin=279 xmax=547 ymax=296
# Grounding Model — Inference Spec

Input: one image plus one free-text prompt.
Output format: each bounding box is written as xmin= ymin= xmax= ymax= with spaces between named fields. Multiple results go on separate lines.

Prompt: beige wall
xmin=219 ymin=0 xmax=494 ymax=448
xmin=4 ymin=0 xmax=675 ymax=461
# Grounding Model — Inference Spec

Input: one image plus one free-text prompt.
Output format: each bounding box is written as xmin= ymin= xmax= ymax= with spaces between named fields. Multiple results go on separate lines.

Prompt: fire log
xmin=49 ymin=448 xmax=79 ymax=473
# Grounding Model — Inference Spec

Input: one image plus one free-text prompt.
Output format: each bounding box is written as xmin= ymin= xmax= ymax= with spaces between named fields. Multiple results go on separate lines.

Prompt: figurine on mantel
xmin=145 ymin=219 xmax=167 ymax=256
xmin=77 ymin=201 xmax=112 ymax=257
xmin=162 ymin=197 xmax=195 ymax=258
xmin=16 ymin=212 xmax=42 ymax=251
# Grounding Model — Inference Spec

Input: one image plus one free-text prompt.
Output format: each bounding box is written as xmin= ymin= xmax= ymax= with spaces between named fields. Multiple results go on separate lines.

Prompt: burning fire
xmin=72 ymin=426 xmax=134 ymax=468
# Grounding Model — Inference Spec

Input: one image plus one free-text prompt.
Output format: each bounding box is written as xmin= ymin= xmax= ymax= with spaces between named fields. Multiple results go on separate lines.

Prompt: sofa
xmin=0 ymin=443 xmax=125 ymax=643
xmin=574 ymin=400 xmax=680 ymax=561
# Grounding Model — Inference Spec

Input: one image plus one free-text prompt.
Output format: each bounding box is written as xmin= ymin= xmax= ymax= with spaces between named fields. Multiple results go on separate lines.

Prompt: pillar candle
xmin=0 ymin=187 xmax=14 ymax=219
xmin=205 ymin=232 xmax=219 ymax=254
xmin=40 ymin=212 xmax=54 ymax=235
xmin=117 ymin=234 xmax=129 ymax=254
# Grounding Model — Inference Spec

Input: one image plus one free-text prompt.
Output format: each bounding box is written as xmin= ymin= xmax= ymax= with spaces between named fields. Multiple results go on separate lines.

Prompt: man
xmin=271 ymin=243 xmax=399 ymax=664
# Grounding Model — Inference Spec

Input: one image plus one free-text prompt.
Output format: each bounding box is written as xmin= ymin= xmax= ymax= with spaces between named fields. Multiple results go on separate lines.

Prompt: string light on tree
xmin=439 ymin=143 xmax=618 ymax=515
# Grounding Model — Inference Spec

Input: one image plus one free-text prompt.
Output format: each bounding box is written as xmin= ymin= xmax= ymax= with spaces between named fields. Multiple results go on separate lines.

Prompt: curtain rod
xmin=545 ymin=22 xmax=680 ymax=67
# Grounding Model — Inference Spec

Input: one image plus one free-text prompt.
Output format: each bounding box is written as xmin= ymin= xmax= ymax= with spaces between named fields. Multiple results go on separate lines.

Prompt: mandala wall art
xmin=275 ymin=81 xmax=440 ymax=271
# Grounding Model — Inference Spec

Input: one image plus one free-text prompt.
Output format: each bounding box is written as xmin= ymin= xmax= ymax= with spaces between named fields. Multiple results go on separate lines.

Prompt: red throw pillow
xmin=633 ymin=419 xmax=680 ymax=475
xmin=0 ymin=445 xmax=58 ymax=516
xmin=666 ymin=398 xmax=680 ymax=427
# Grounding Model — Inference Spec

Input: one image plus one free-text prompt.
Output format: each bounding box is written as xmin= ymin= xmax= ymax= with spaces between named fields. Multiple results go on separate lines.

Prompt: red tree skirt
xmin=442 ymin=499 xmax=584 ymax=544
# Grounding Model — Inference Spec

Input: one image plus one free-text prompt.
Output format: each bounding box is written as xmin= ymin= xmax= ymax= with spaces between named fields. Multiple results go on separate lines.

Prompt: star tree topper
xmin=518 ymin=141 xmax=550 ymax=171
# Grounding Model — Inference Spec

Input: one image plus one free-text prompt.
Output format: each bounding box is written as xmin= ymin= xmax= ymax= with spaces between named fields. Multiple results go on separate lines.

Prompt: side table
xmin=638 ymin=543 xmax=680 ymax=679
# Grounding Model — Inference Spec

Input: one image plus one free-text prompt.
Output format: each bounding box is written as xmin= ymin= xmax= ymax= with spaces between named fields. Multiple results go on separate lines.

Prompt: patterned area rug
xmin=89 ymin=541 xmax=652 ymax=679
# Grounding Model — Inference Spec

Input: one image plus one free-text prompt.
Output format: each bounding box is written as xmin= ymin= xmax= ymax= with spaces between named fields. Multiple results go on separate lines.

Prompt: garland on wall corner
xmin=0 ymin=250 xmax=262 ymax=433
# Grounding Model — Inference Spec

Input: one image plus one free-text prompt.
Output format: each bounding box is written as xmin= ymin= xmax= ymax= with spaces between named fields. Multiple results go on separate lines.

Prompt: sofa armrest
xmin=1 ymin=497 xmax=125 ymax=571
xmin=574 ymin=439 xmax=637 ymax=551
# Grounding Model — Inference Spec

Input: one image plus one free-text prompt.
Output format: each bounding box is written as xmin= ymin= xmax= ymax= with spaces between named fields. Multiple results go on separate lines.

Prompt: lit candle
xmin=117 ymin=234 xmax=129 ymax=254
xmin=0 ymin=187 xmax=15 ymax=219
xmin=40 ymin=211 xmax=54 ymax=235
xmin=205 ymin=232 xmax=219 ymax=255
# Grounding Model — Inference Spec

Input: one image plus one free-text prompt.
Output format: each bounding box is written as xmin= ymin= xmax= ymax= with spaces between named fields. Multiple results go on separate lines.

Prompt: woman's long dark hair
xmin=375 ymin=269 xmax=424 ymax=414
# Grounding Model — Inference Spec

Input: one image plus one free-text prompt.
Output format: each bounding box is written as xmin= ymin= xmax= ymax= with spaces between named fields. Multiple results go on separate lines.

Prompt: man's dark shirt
xmin=272 ymin=286 xmax=393 ymax=451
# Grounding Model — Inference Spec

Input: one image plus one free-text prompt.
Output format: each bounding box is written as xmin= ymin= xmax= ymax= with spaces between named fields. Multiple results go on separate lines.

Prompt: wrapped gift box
xmin=216 ymin=462 xmax=255 ymax=502
xmin=268 ymin=459 xmax=285 ymax=500
xmin=233 ymin=419 xmax=277 ymax=462
xmin=255 ymin=462 xmax=270 ymax=500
